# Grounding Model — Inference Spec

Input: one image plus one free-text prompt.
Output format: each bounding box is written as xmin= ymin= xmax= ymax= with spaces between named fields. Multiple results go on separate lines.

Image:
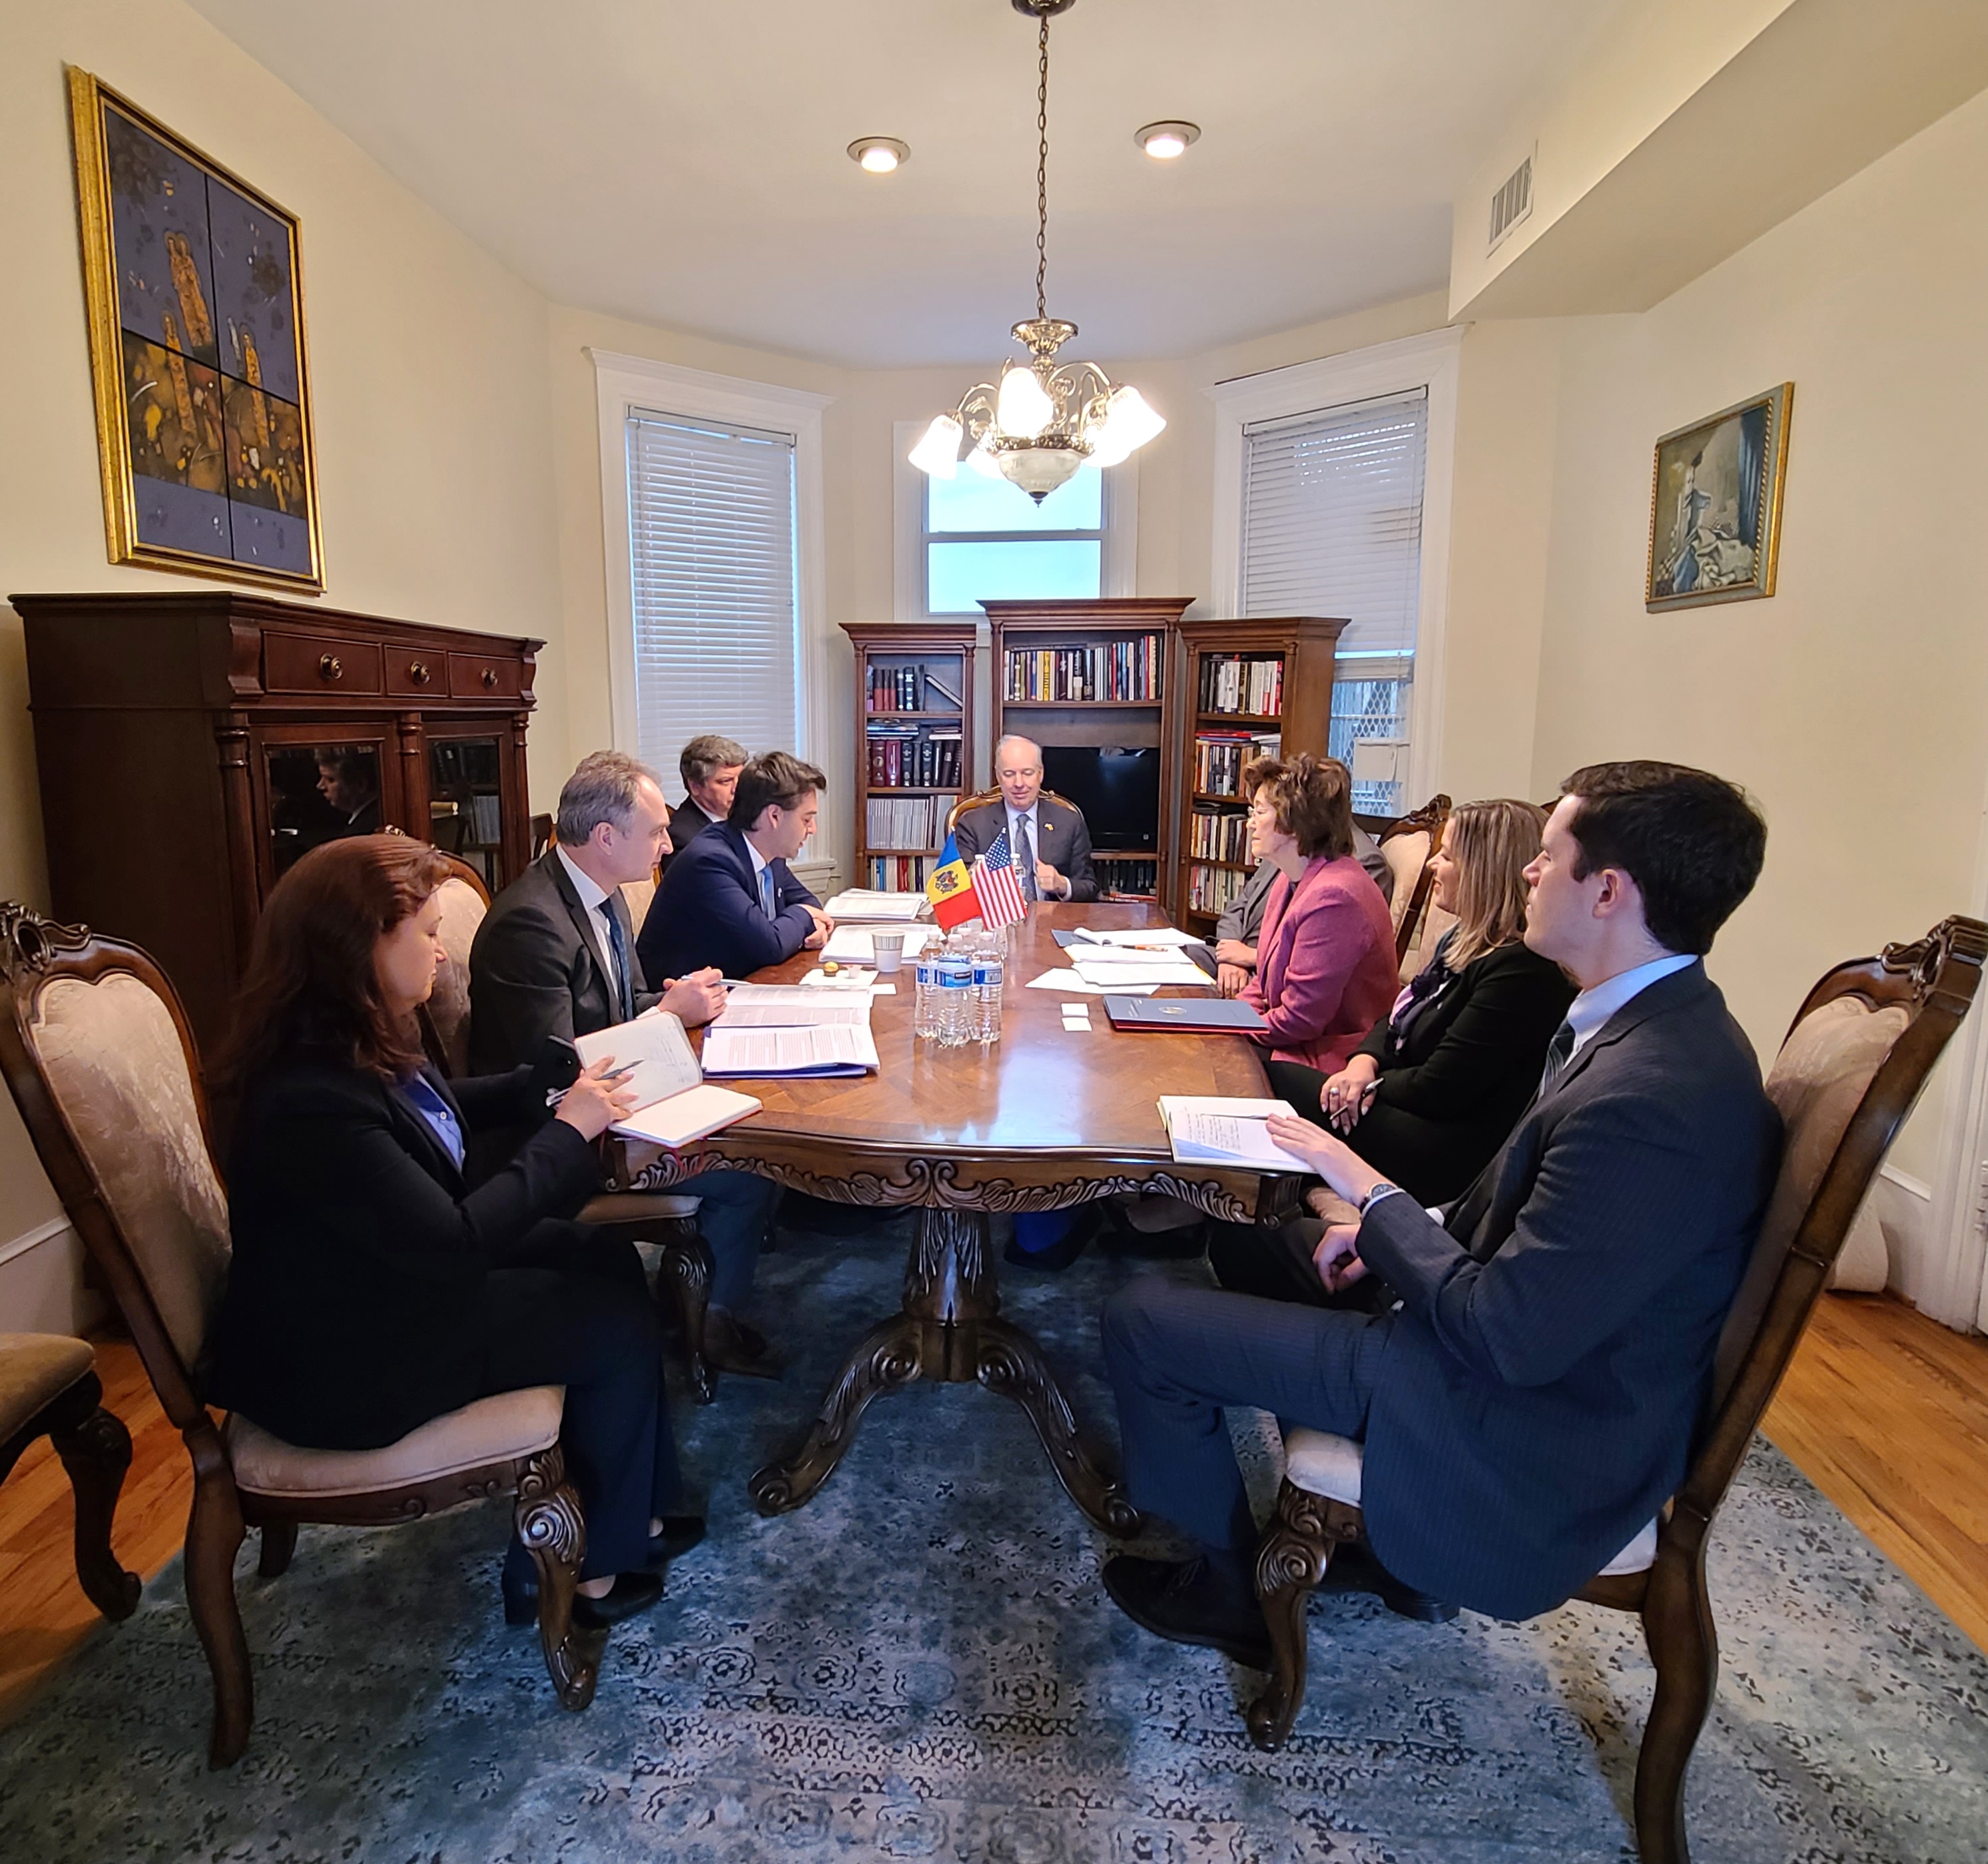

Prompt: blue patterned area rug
xmin=3 ymin=1210 xmax=1985 ymax=1863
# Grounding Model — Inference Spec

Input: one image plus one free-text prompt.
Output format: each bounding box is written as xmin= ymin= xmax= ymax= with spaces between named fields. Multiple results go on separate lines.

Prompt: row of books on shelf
xmin=865 ymin=794 xmax=944 ymax=852
xmin=1003 ymin=637 xmax=1163 ymax=703
xmin=1095 ymin=858 xmax=1158 ymax=898
xmin=1193 ymin=729 xmax=1281 ymax=798
xmin=1187 ymin=807 xmax=1251 ymax=863
xmin=869 ymin=853 xmax=938 ymax=891
xmin=1186 ymin=862 xmax=1248 ymax=917
xmin=432 ymin=791 xmax=503 ymax=845
xmin=866 ymin=726 xmax=962 ymax=788
xmin=866 ymin=661 xmax=963 ymax=713
xmin=1198 ymin=653 xmax=1285 ymax=717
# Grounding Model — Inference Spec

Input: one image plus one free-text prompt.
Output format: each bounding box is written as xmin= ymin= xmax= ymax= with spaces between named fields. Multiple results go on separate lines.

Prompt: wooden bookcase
xmin=1172 ymin=614 xmax=1347 ymax=933
xmin=840 ymin=621 xmax=978 ymax=892
xmin=982 ymin=597 xmax=1193 ymax=904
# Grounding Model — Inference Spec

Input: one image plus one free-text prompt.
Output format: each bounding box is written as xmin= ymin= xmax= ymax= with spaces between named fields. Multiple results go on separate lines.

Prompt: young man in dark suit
xmin=952 ymin=734 xmax=1098 ymax=903
xmin=640 ymin=751 xmax=831 ymax=981
xmin=469 ymin=751 xmax=779 ymax=1376
xmin=661 ymin=733 xmax=747 ymax=877
xmin=1100 ymin=761 xmax=1780 ymax=1661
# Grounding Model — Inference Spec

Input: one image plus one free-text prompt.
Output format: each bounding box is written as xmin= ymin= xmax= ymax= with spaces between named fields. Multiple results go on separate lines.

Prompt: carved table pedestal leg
xmin=749 ymin=1205 xmax=1138 ymax=1533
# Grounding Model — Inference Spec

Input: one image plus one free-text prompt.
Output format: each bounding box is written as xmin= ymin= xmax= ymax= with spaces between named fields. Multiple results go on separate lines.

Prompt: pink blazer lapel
xmin=1259 ymin=858 xmax=1330 ymax=998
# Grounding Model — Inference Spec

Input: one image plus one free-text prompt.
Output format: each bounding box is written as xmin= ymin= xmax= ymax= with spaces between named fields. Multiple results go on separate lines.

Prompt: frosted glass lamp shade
xmin=909 ymin=414 xmax=964 ymax=479
xmin=995 ymin=365 xmax=1055 ymax=440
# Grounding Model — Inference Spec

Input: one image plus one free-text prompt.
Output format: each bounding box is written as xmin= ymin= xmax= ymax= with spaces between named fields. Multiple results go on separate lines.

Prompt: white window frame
xmin=591 ymin=349 xmax=833 ymax=770
xmin=892 ymin=420 xmax=1139 ymax=621
xmin=1208 ymin=325 xmax=1463 ymax=812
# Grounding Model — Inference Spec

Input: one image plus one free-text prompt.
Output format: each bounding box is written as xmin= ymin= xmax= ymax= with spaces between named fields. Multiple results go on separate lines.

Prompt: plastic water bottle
xmin=913 ymin=951 xmax=942 ymax=1040
xmin=972 ymin=947 xmax=1004 ymax=1044
xmin=934 ymin=944 xmax=976 ymax=1047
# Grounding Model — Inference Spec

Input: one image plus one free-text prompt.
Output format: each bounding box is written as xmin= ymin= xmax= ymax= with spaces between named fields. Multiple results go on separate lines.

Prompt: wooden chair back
xmin=422 ymin=854 xmax=490 ymax=1076
xmin=1356 ymin=794 xmax=1451 ymax=965
xmin=946 ymin=788 xmax=1078 ymax=836
xmin=0 ymin=906 xmax=226 ymax=1442
xmin=1686 ymin=916 xmax=1985 ymax=1534
xmin=531 ymin=813 xmax=556 ymax=858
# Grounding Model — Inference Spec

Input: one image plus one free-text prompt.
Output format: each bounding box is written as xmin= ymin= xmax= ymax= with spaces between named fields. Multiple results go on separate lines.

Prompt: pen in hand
xmin=546 ymin=1060 xmax=637 ymax=1107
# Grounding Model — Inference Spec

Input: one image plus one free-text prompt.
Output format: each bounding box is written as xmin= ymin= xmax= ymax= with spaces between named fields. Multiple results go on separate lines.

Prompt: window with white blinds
xmin=1241 ymin=388 xmax=1429 ymax=810
xmin=625 ymin=408 xmax=800 ymax=779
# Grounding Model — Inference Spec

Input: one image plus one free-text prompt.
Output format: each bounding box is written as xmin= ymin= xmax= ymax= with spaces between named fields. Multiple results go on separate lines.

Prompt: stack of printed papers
xmin=1023 ymin=970 xmax=1158 ymax=997
xmin=703 ymin=983 xmax=880 ymax=1076
xmin=1066 ymin=945 xmax=1211 ymax=988
xmin=821 ymin=890 xmax=927 ymax=922
xmin=821 ymin=923 xmax=939 ymax=963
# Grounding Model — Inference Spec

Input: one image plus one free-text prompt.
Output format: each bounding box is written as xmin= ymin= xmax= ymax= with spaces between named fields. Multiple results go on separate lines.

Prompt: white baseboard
xmin=1871 ymin=1163 xmax=1939 ymax=1311
xmin=0 ymin=1217 xmax=103 ymax=1336
xmin=0 ymin=1213 xmax=73 ymax=1271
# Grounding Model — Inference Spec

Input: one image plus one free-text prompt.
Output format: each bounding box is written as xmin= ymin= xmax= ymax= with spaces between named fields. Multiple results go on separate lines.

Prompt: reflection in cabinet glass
xmin=267 ymin=743 xmax=385 ymax=877
xmin=428 ymin=736 xmax=505 ymax=891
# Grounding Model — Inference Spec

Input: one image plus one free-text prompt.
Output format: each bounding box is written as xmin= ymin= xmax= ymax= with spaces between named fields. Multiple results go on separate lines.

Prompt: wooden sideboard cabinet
xmin=13 ymin=591 xmax=542 ymax=1054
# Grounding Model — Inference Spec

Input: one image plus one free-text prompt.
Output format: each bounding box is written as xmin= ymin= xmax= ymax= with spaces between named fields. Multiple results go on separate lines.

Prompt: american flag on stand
xmin=972 ymin=830 xmax=1029 ymax=931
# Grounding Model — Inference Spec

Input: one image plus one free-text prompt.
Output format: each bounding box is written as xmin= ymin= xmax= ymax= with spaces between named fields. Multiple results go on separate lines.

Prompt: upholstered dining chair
xmin=0 ymin=904 xmax=601 ymax=1768
xmin=0 ymin=1332 xmax=142 ymax=1623
xmin=411 ymin=865 xmax=721 ymax=1401
xmin=1243 ymin=914 xmax=1986 ymax=1864
xmin=946 ymin=786 xmax=1078 ymax=834
xmin=1356 ymin=794 xmax=1451 ymax=972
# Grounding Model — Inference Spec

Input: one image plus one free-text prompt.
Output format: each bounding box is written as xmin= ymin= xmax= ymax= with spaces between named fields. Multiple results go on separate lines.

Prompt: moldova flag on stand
xmin=924 ymin=830 xmax=982 ymax=930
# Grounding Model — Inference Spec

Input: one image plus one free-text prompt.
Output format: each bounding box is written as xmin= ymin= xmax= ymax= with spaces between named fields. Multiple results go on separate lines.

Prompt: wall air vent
xmin=1487 ymin=149 xmax=1534 ymax=254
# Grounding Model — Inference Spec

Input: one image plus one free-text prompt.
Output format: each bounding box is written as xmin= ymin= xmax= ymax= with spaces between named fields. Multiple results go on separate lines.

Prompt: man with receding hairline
xmin=953 ymin=733 xmax=1097 ymax=902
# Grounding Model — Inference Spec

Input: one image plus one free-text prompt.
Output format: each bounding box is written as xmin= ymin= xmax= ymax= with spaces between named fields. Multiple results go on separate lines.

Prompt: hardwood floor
xmin=1 ymin=1293 xmax=1984 ymax=1730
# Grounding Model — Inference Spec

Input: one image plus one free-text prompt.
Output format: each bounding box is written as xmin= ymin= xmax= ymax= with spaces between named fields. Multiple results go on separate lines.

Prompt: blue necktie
xmin=1538 ymin=1020 xmax=1576 ymax=1099
xmin=603 ymin=900 xmax=634 ymax=1022
xmin=1015 ymin=816 xmax=1037 ymax=902
xmin=759 ymin=866 xmax=777 ymax=920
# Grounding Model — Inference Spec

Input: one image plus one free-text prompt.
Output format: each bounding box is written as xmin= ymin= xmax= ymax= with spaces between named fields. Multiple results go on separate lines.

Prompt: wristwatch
xmin=1358 ymin=1181 xmax=1403 ymax=1217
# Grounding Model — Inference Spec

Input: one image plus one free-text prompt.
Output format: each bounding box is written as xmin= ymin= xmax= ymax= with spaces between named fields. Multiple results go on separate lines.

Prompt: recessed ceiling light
xmin=848 ymin=137 xmax=910 ymax=174
xmin=1136 ymin=120 xmax=1200 ymax=160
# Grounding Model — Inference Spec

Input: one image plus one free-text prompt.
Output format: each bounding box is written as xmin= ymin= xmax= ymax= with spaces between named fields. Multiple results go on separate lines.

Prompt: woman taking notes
xmin=207 ymin=836 xmax=697 ymax=1630
xmin=1237 ymin=753 xmax=1400 ymax=1075
xmin=1267 ymin=797 xmax=1574 ymax=1205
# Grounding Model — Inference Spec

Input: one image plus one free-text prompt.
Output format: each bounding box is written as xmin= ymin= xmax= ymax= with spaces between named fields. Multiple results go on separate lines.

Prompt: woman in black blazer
xmin=1213 ymin=798 xmax=1572 ymax=1304
xmin=207 ymin=836 xmax=693 ymax=1628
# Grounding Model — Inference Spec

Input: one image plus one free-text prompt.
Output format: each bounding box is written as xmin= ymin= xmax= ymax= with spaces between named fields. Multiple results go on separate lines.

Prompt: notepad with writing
xmin=573 ymin=1013 xmax=761 ymax=1149
xmin=1157 ymin=1097 xmax=1311 ymax=1171
xmin=1102 ymin=994 xmax=1268 ymax=1032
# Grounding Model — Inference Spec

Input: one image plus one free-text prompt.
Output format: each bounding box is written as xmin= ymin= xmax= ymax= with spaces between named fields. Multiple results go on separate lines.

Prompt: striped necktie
xmin=1538 ymin=1020 xmax=1576 ymax=1099
xmin=759 ymin=866 xmax=777 ymax=920
xmin=603 ymin=900 xmax=634 ymax=1023
xmin=1014 ymin=816 xmax=1036 ymax=902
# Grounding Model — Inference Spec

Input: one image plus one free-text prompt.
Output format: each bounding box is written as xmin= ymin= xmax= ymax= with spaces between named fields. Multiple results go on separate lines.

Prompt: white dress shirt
xmin=1562 ymin=952 xmax=1700 ymax=1061
xmin=555 ymin=845 xmax=625 ymax=999
xmin=743 ymin=836 xmax=776 ymax=916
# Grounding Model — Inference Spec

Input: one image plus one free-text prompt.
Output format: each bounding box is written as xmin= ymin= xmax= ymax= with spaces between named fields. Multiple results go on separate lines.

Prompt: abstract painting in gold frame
xmin=67 ymin=67 xmax=323 ymax=591
xmin=1645 ymin=382 xmax=1791 ymax=611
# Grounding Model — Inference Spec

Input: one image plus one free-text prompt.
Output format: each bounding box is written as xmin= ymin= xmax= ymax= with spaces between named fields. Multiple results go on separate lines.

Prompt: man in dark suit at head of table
xmin=952 ymin=734 xmax=1098 ymax=903
xmin=1098 ymin=759 xmax=1780 ymax=1664
xmin=468 ymin=749 xmax=781 ymax=1377
xmin=640 ymin=749 xmax=832 ymax=982
xmin=662 ymin=733 xmax=748 ymax=876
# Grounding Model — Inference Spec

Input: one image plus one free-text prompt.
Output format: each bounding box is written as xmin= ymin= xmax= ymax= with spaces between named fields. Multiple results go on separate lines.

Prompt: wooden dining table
xmin=610 ymin=901 xmax=1296 ymax=1533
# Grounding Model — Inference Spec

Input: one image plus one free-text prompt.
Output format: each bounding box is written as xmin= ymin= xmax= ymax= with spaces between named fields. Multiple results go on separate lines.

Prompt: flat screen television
xmin=1040 ymin=745 xmax=1161 ymax=851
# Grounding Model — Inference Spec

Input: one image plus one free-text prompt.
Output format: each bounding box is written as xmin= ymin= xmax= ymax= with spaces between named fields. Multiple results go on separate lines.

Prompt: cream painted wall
xmin=1524 ymin=86 xmax=1988 ymax=1247
xmin=0 ymin=0 xmax=563 ymax=1326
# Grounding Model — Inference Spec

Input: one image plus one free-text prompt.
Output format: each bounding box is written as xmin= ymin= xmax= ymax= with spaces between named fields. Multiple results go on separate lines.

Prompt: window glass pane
xmin=927 ymin=467 xmax=1102 ymax=534
xmin=1329 ymin=674 xmax=1412 ymax=816
xmin=928 ymin=539 xmax=1101 ymax=613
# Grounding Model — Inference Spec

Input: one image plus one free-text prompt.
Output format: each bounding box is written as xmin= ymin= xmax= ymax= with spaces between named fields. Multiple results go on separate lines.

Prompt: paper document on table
xmin=1069 ymin=955 xmax=1211 ymax=988
xmin=1024 ymin=968 xmax=1158 ymax=997
xmin=701 ymin=1023 xmax=880 ymax=1076
xmin=821 ymin=890 xmax=927 ymax=922
xmin=612 ymin=1082 xmax=761 ymax=1149
xmin=821 ymin=923 xmax=938 ymax=963
xmin=1158 ymin=1097 xmax=1311 ymax=1171
xmin=573 ymin=1012 xmax=701 ymax=1113
xmin=1064 ymin=926 xmax=1204 ymax=949
xmin=718 ymin=984 xmax=874 ymax=1026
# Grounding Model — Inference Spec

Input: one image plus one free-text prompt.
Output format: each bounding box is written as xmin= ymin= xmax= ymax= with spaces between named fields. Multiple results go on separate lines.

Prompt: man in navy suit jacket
xmin=640 ymin=750 xmax=831 ymax=982
xmin=1100 ymin=761 xmax=1780 ymax=1660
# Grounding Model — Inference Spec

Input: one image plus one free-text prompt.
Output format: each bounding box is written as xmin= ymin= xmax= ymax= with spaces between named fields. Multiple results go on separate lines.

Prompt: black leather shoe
xmin=1318 ymin=1540 xmax=1458 ymax=1622
xmin=703 ymin=1309 xmax=781 ymax=1379
xmin=571 ymin=1570 xmax=665 ymax=1629
xmin=647 ymin=1514 xmax=707 ymax=1568
xmin=1102 ymin=1553 xmax=1273 ymax=1670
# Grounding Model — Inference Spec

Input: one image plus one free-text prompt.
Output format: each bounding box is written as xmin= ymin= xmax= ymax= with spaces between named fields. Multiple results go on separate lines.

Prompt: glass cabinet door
xmin=264 ymin=738 xmax=389 ymax=880
xmin=427 ymin=734 xmax=506 ymax=892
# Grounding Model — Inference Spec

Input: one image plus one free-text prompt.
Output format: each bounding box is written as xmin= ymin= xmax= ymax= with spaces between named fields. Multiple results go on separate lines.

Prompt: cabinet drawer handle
xmin=318 ymin=654 xmax=342 ymax=681
xmin=480 ymin=666 xmax=499 ymax=689
xmin=407 ymin=661 xmax=430 ymax=685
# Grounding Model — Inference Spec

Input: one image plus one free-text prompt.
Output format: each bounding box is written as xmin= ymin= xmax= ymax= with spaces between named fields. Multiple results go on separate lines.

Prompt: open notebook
xmin=1156 ymin=1097 xmax=1311 ymax=1171
xmin=573 ymin=1012 xmax=760 ymax=1149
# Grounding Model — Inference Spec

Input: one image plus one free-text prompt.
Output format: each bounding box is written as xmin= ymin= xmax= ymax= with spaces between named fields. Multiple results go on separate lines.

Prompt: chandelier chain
xmin=1035 ymin=9 xmax=1050 ymax=322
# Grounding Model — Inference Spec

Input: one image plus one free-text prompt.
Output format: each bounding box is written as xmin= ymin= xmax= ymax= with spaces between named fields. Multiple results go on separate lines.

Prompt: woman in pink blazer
xmin=1239 ymin=753 xmax=1399 ymax=1074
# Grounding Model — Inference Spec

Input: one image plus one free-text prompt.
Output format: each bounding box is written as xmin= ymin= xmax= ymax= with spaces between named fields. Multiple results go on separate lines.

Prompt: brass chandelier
xmin=909 ymin=0 xmax=1165 ymax=502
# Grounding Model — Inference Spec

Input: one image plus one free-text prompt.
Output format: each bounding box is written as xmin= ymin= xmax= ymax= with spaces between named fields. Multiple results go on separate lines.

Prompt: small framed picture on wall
xmin=1645 ymin=382 xmax=1792 ymax=611
xmin=67 ymin=67 xmax=324 ymax=591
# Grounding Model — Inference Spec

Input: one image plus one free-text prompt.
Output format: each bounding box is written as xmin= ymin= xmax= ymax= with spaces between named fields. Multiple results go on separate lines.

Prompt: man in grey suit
xmin=953 ymin=734 xmax=1098 ymax=903
xmin=1100 ymin=761 xmax=1779 ymax=1661
xmin=468 ymin=750 xmax=779 ymax=1375
xmin=662 ymin=733 xmax=747 ymax=878
xmin=1210 ymin=828 xmax=1394 ymax=996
